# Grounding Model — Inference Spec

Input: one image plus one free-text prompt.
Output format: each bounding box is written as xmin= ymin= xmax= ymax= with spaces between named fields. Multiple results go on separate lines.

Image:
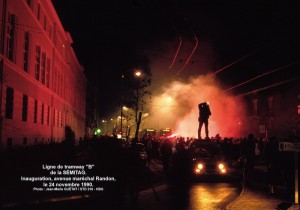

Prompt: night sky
xmin=52 ymin=0 xmax=300 ymax=119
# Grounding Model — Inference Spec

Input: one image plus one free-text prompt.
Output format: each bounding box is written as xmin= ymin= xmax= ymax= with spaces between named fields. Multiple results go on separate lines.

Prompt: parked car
xmin=188 ymin=140 xmax=232 ymax=180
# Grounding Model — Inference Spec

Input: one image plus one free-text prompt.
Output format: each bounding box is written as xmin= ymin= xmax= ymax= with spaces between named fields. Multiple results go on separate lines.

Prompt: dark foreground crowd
xmin=1 ymin=133 xmax=299 ymax=208
xmin=138 ymin=133 xmax=299 ymax=202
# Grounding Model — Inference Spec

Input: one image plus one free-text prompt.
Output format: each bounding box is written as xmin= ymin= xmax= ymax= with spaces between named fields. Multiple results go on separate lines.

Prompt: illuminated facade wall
xmin=244 ymin=82 xmax=300 ymax=139
xmin=0 ymin=0 xmax=86 ymax=148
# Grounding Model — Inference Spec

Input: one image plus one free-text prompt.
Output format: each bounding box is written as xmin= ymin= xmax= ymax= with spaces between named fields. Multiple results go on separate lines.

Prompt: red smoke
xmin=143 ymin=40 xmax=247 ymax=139
xmin=144 ymin=74 xmax=246 ymax=138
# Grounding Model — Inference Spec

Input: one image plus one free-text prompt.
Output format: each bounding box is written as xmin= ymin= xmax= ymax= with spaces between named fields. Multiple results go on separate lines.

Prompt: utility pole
xmin=120 ymin=74 xmax=124 ymax=137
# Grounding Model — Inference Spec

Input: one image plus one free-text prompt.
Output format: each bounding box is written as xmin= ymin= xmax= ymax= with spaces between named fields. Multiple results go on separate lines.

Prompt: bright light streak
xmin=210 ymin=45 xmax=266 ymax=76
xmin=175 ymin=18 xmax=199 ymax=75
xmin=224 ymin=62 xmax=298 ymax=92
xmin=175 ymin=33 xmax=198 ymax=75
xmin=169 ymin=33 xmax=182 ymax=70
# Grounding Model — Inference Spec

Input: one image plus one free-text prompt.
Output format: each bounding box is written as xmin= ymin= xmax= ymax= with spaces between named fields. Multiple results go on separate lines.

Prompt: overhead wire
xmin=168 ymin=27 xmax=183 ymax=70
xmin=175 ymin=18 xmax=199 ymax=75
xmin=236 ymin=76 xmax=300 ymax=97
xmin=210 ymin=44 xmax=269 ymax=76
xmin=224 ymin=61 xmax=299 ymax=92
xmin=148 ymin=61 xmax=298 ymax=118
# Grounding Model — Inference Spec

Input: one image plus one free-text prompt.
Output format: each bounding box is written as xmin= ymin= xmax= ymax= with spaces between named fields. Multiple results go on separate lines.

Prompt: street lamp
xmin=134 ymin=70 xmax=142 ymax=123
xmin=133 ymin=70 xmax=142 ymax=145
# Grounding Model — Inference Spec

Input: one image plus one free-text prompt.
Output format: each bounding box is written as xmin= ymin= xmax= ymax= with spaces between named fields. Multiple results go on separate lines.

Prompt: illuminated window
xmin=5 ymin=87 xmax=14 ymax=119
xmin=22 ymin=95 xmax=28 ymax=121
xmin=34 ymin=100 xmax=38 ymax=123
xmin=6 ymin=13 xmax=16 ymax=61
xmin=35 ymin=46 xmax=41 ymax=80
xmin=23 ymin=32 xmax=29 ymax=72
xmin=298 ymin=105 xmax=300 ymax=115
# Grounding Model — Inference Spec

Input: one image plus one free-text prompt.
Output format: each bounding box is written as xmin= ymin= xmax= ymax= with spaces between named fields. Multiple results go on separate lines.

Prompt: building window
xmin=35 ymin=46 xmax=41 ymax=80
xmin=23 ymin=137 xmax=28 ymax=145
xmin=7 ymin=138 xmax=13 ymax=148
xmin=5 ymin=87 xmax=14 ymax=119
xmin=6 ymin=13 xmax=16 ymax=61
xmin=58 ymin=72 xmax=61 ymax=96
xmin=53 ymin=67 xmax=57 ymax=93
xmin=23 ymin=31 xmax=29 ymax=72
xmin=53 ymin=109 xmax=56 ymax=126
xmin=43 ymin=15 xmax=47 ymax=30
xmin=47 ymin=106 xmax=50 ymax=125
xmin=37 ymin=4 xmax=41 ymax=20
xmin=57 ymin=111 xmax=60 ymax=127
xmin=34 ymin=100 xmax=38 ymax=123
xmin=41 ymin=52 xmax=46 ymax=84
xmin=49 ymin=25 xmax=52 ymax=39
xmin=253 ymin=99 xmax=258 ymax=116
xmin=41 ymin=103 xmax=44 ymax=124
xmin=22 ymin=95 xmax=28 ymax=121
xmin=46 ymin=58 xmax=50 ymax=88
xmin=268 ymin=96 xmax=273 ymax=114
xmin=268 ymin=117 xmax=274 ymax=130
xmin=25 ymin=0 xmax=31 ymax=7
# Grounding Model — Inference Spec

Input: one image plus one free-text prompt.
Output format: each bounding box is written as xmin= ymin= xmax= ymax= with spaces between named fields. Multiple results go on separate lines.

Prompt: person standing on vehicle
xmin=198 ymin=102 xmax=212 ymax=139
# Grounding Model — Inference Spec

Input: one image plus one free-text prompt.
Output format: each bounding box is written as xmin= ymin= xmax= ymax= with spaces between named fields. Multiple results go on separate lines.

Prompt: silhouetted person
xmin=169 ymin=140 xmax=191 ymax=210
xmin=240 ymin=133 xmax=256 ymax=187
xmin=265 ymin=136 xmax=281 ymax=195
xmin=160 ymin=139 xmax=173 ymax=174
xmin=145 ymin=137 xmax=152 ymax=167
xmin=198 ymin=102 xmax=211 ymax=139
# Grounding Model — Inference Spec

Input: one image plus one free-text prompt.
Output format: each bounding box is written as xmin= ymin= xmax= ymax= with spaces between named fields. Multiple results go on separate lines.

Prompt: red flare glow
xmin=144 ymin=75 xmax=247 ymax=139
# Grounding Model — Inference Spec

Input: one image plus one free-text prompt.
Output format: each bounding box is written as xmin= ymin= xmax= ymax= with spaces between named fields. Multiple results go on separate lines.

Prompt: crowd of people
xmin=138 ymin=133 xmax=297 ymax=201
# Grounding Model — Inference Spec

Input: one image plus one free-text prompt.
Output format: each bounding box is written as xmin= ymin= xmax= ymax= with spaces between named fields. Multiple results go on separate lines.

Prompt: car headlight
xmin=218 ymin=163 xmax=224 ymax=169
xmin=195 ymin=163 xmax=204 ymax=174
xmin=197 ymin=163 xmax=204 ymax=169
xmin=218 ymin=163 xmax=226 ymax=173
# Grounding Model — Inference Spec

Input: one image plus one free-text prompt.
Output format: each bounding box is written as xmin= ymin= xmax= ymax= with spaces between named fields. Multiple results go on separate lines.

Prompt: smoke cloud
xmin=142 ymin=40 xmax=247 ymax=139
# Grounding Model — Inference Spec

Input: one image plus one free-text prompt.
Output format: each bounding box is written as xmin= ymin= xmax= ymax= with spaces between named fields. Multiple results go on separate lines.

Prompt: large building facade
xmin=243 ymin=80 xmax=300 ymax=140
xmin=0 ymin=0 xmax=86 ymax=149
